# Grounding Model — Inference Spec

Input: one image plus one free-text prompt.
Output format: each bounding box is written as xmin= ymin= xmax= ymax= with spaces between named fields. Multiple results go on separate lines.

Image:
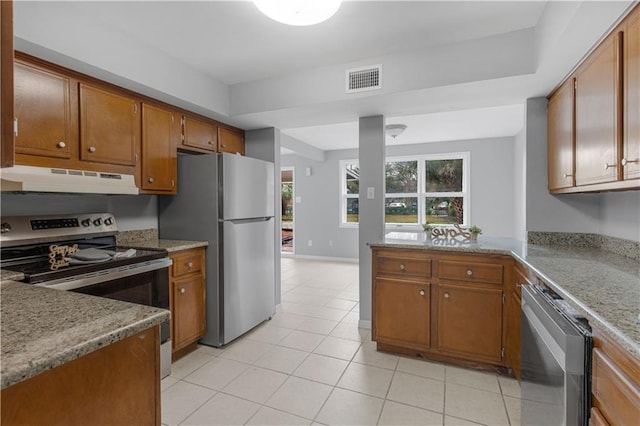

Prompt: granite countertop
xmin=371 ymin=232 xmax=640 ymax=360
xmin=125 ymin=239 xmax=209 ymax=253
xmin=0 ymin=281 xmax=170 ymax=389
xmin=0 ymin=269 xmax=24 ymax=282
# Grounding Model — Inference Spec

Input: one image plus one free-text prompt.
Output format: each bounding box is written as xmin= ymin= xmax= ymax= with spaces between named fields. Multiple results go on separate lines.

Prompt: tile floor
xmin=162 ymin=257 xmax=522 ymax=425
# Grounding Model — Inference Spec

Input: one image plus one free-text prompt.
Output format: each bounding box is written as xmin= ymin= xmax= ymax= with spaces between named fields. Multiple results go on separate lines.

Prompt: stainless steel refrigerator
xmin=158 ymin=153 xmax=275 ymax=347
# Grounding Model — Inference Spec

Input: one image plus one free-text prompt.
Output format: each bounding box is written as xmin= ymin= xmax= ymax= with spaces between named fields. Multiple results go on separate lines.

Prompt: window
xmin=340 ymin=153 xmax=469 ymax=228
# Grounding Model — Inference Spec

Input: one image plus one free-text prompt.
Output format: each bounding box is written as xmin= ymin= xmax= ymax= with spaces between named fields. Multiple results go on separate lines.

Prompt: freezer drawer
xmin=221 ymin=217 xmax=275 ymax=343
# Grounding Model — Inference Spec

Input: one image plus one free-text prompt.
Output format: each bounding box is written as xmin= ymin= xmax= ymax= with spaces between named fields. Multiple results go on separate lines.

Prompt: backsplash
xmin=528 ymin=231 xmax=640 ymax=261
xmin=116 ymin=228 xmax=158 ymax=246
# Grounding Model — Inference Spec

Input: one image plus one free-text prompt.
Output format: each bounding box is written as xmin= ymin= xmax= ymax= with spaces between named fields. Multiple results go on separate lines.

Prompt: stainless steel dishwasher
xmin=521 ymin=284 xmax=592 ymax=426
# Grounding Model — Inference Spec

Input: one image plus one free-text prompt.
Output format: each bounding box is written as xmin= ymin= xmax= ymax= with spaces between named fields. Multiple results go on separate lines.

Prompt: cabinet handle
xmin=88 ymin=146 xmax=96 ymax=153
xmin=466 ymin=269 xmax=473 ymax=276
xmin=180 ymin=288 xmax=186 ymax=294
xmin=208 ymin=140 xmax=214 ymax=145
xmin=621 ymin=158 xmax=638 ymax=166
xmin=419 ymin=290 xmax=425 ymax=296
xmin=604 ymin=162 xmax=616 ymax=170
xmin=148 ymin=177 xmax=154 ymax=183
xmin=444 ymin=292 xmax=450 ymax=299
xmin=187 ymin=261 xmax=193 ymax=268
xmin=563 ymin=173 xmax=572 ymax=178
xmin=399 ymin=264 xmax=405 ymax=271
xmin=57 ymin=141 xmax=66 ymax=148
xmin=221 ymin=144 xmax=226 ymax=148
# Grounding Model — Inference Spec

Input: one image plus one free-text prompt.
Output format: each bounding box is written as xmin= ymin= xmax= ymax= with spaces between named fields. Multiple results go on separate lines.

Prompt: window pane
xmin=425 ymin=159 xmax=463 ymax=192
xmin=345 ymin=164 xmax=360 ymax=194
xmin=386 ymin=161 xmax=417 ymax=193
xmin=385 ymin=197 xmax=418 ymax=223
xmin=425 ymin=197 xmax=463 ymax=224
xmin=346 ymin=198 xmax=359 ymax=223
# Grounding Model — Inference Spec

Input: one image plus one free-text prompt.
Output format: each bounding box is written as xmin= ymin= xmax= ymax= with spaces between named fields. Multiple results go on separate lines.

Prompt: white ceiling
xmin=13 ymin=1 xmax=636 ymax=153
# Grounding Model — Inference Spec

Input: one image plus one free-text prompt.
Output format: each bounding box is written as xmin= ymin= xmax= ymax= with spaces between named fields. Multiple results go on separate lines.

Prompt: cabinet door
xmin=575 ymin=34 xmax=620 ymax=186
xmin=433 ymin=283 xmax=503 ymax=364
xmin=79 ymin=84 xmax=139 ymax=166
xmin=218 ymin=127 xmax=245 ymax=155
xmin=505 ymin=291 xmax=521 ymax=380
xmin=183 ymin=115 xmax=217 ymax=151
xmin=373 ymin=277 xmax=429 ymax=351
xmin=141 ymin=103 xmax=178 ymax=193
xmin=1 ymin=1 xmax=14 ymax=167
xmin=172 ymin=275 xmax=206 ymax=351
xmin=14 ymin=62 xmax=72 ymax=159
xmin=547 ymin=78 xmax=575 ymax=190
xmin=623 ymin=8 xmax=640 ymax=180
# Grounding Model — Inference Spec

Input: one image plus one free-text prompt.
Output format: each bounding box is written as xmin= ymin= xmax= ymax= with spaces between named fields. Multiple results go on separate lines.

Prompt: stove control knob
xmin=104 ymin=217 xmax=114 ymax=226
xmin=93 ymin=218 xmax=102 ymax=227
xmin=81 ymin=219 xmax=91 ymax=227
xmin=0 ymin=222 xmax=11 ymax=234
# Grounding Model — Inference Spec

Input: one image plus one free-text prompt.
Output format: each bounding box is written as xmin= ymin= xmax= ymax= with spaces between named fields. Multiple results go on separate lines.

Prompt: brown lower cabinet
xmin=591 ymin=325 xmax=640 ymax=426
xmin=170 ymin=247 xmax=206 ymax=360
xmin=1 ymin=326 xmax=161 ymax=425
xmin=504 ymin=261 xmax=533 ymax=380
xmin=372 ymin=247 xmax=512 ymax=369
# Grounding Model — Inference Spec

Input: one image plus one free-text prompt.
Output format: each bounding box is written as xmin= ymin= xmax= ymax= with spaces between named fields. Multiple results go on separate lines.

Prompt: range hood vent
xmin=0 ymin=165 xmax=139 ymax=195
xmin=346 ymin=64 xmax=382 ymax=93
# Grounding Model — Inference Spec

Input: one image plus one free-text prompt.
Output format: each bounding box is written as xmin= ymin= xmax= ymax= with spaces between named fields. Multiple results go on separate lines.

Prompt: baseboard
xmin=284 ymin=254 xmax=359 ymax=263
xmin=358 ymin=319 xmax=372 ymax=330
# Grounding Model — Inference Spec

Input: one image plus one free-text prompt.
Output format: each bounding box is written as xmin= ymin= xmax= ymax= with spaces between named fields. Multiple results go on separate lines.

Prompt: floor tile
xmin=169 ymin=349 xmax=217 ymax=379
xmin=337 ymin=362 xmax=394 ymax=398
xmin=279 ymin=330 xmax=326 ymax=352
xmin=246 ymin=406 xmax=311 ymax=426
xmin=445 ymin=366 xmax=501 ymax=394
xmin=161 ymin=375 xmax=179 ymax=392
xmin=444 ymin=415 xmax=484 ymax=425
xmin=255 ymin=345 xmax=309 ymax=374
xmin=504 ymin=395 xmax=521 ymax=426
xmin=313 ymin=335 xmax=361 ymax=360
xmin=218 ymin=339 xmax=274 ymax=364
xmin=352 ymin=341 xmax=399 ymax=370
xmin=195 ymin=344 xmax=225 ymax=357
xmin=387 ymin=372 xmax=445 ymax=413
xmin=396 ymin=357 xmax=445 ymax=381
xmin=161 ymin=381 xmax=216 ymax=426
xmin=269 ymin=312 xmax=308 ymax=329
xmin=266 ymin=376 xmax=333 ymax=420
xmin=183 ymin=357 xmax=250 ymax=390
xmin=499 ymin=375 xmax=521 ymax=398
xmin=330 ymin=322 xmax=370 ymax=342
xmin=181 ymin=393 xmax=260 ymax=425
xmin=325 ymin=298 xmax=358 ymax=311
xmin=340 ymin=311 xmax=361 ymax=324
xmin=445 ymin=383 xmax=509 ymax=425
xmin=245 ymin=324 xmax=293 ymax=344
xmin=293 ymin=353 xmax=349 ymax=385
xmin=315 ymin=388 xmax=384 ymax=426
xmin=378 ymin=400 xmax=443 ymax=425
xmin=222 ymin=366 xmax=288 ymax=403
xmin=296 ymin=317 xmax=339 ymax=335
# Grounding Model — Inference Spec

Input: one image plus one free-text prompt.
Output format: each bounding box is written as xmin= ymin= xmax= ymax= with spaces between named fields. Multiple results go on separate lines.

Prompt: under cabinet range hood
xmin=0 ymin=165 xmax=139 ymax=195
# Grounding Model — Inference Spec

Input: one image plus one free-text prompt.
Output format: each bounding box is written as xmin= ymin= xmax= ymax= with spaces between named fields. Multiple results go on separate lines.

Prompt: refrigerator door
xmin=221 ymin=153 xmax=274 ymax=220
xmin=222 ymin=217 xmax=275 ymax=343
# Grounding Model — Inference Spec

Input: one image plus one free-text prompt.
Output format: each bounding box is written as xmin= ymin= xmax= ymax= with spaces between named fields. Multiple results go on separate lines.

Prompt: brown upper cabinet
xmin=182 ymin=115 xmax=217 ymax=152
xmin=1 ymin=0 xmax=14 ymax=168
xmin=79 ymin=83 xmax=139 ymax=167
xmin=622 ymin=8 xmax=640 ymax=181
xmin=547 ymin=78 xmax=575 ymax=190
xmin=575 ymin=33 xmax=620 ymax=186
xmin=218 ymin=126 xmax=245 ymax=155
xmin=14 ymin=61 xmax=74 ymax=160
xmin=141 ymin=103 xmax=179 ymax=194
xmin=547 ymin=4 xmax=639 ymax=193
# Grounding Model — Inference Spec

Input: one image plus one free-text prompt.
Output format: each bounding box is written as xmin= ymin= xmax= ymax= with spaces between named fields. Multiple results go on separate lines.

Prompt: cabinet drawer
xmin=171 ymin=249 xmax=204 ymax=278
xmin=376 ymin=254 xmax=431 ymax=279
xmin=592 ymin=348 xmax=640 ymax=426
xmin=438 ymin=260 xmax=503 ymax=284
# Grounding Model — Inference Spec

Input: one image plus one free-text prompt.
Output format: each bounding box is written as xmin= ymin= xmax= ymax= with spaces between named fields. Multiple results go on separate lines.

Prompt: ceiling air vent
xmin=346 ymin=65 xmax=382 ymax=93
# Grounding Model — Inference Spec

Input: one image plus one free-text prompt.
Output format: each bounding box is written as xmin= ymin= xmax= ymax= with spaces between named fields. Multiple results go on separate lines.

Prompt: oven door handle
xmin=35 ymin=257 xmax=173 ymax=291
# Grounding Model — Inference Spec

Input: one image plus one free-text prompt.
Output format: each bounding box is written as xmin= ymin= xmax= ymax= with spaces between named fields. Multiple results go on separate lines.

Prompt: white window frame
xmin=339 ymin=152 xmax=470 ymax=230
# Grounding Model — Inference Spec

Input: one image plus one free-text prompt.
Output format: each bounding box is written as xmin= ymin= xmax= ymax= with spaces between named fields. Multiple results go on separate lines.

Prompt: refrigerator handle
xmin=225 ymin=217 xmax=273 ymax=224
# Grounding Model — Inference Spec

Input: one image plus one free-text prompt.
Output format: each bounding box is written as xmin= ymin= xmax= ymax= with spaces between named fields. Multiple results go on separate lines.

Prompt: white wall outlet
xmin=367 ymin=187 xmax=375 ymax=199
xmin=305 ymin=167 xmax=312 ymax=176
xmin=308 ymin=240 xmax=313 ymax=247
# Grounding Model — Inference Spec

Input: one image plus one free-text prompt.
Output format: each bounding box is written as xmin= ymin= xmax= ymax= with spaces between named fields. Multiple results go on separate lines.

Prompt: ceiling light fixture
xmin=254 ymin=0 xmax=342 ymax=26
xmin=385 ymin=124 xmax=407 ymax=139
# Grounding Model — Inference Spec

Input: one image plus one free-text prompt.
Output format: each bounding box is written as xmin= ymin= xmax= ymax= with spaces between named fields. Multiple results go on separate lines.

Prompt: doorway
xmin=281 ymin=167 xmax=294 ymax=254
